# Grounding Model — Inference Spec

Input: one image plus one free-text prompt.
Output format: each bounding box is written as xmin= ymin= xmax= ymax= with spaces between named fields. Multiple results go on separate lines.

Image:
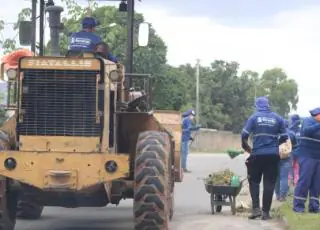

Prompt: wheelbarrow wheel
xmin=216 ymin=195 xmax=223 ymax=213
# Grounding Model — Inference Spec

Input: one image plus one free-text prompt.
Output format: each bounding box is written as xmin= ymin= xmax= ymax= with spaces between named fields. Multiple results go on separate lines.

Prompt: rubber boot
xmin=248 ymin=182 xmax=261 ymax=219
xmin=262 ymin=211 xmax=272 ymax=220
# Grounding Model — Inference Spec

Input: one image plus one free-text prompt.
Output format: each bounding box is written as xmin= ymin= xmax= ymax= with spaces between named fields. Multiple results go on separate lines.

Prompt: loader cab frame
xmin=21 ymin=0 xmax=149 ymax=89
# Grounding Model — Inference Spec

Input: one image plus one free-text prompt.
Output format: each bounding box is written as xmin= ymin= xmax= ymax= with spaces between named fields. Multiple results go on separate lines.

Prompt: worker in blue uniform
xmin=181 ymin=109 xmax=201 ymax=173
xmin=241 ymin=96 xmax=287 ymax=220
xmin=275 ymin=119 xmax=292 ymax=202
xmin=68 ymin=17 xmax=118 ymax=62
xmin=288 ymin=114 xmax=301 ymax=186
xmin=68 ymin=17 xmax=102 ymax=52
xmin=293 ymin=108 xmax=320 ymax=213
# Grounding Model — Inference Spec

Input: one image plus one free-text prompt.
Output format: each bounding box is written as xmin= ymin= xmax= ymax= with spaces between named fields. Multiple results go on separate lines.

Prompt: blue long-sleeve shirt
xmin=297 ymin=117 xmax=320 ymax=159
xmin=182 ymin=117 xmax=200 ymax=142
xmin=287 ymin=123 xmax=301 ymax=157
xmin=241 ymin=110 xmax=287 ymax=155
xmin=68 ymin=31 xmax=102 ymax=52
xmin=69 ymin=31 xmax=119 ymax=63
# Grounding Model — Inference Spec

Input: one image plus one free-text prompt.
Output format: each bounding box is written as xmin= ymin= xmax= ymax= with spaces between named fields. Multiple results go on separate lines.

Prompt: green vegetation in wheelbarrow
xmin=226 ymin=149 xmax=244 ymax=159
xmin=205 ymin=169 xmax=240 ymax=186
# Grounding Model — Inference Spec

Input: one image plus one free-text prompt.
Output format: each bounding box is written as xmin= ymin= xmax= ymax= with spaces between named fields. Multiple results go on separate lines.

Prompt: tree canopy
xmin=0 ymin=1 xmax=299 ymax=133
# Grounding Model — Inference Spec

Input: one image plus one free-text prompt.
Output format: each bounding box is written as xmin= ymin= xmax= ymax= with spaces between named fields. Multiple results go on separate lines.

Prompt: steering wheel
xmin=127 ymin=95 xmax=149 ymax=112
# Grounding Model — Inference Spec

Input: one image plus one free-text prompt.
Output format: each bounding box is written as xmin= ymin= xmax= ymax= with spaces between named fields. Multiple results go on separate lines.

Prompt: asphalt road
xmin=15 ymin=154 xmax=284 ymax=230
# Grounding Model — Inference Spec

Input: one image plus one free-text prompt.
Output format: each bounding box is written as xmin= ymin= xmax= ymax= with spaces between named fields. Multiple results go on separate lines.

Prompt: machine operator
xmin=68 ymin=17 xmax=118 ymax=62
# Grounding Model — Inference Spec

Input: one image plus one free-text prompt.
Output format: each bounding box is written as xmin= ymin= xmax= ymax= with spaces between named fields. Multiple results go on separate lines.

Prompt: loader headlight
xmin=6 ymin=69 xmax=17 ymax=80
xmin=4 ymin=157 xmax=17 ymax=170
xmin=108 ymin=70 xmax=121 ymax=82
xmin=104 ymin=160 xmax=118 ymax=173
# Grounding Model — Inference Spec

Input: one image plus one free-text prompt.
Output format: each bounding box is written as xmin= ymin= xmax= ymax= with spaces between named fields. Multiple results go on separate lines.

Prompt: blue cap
xmin=289 ymin=114 xmax=300 ymax=123
xmin=182 ymin=109 xmax=196 ymax=117
xmin=310 ymin=107 xmax=320 ymax=116
xmin=255 ymin=96 xmax=270 ymax=110
xmin=82 ymin=17 xmax=99 ymax=29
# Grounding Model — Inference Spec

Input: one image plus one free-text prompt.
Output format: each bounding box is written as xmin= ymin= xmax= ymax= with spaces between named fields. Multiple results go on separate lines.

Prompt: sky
xmin=1 ymin=0 xmax=320 ymax=116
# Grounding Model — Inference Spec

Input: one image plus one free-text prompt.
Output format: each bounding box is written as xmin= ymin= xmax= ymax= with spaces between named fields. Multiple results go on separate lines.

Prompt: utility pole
xmin=31 ymin=0 xmax=37 ymax=53
xmin=126 ymin=0 xmax=134 ymax=88
xmin=196 ymin=59 xmax=200 ymax=124
xmin=39 ymin=0 xmax=45 ymax=56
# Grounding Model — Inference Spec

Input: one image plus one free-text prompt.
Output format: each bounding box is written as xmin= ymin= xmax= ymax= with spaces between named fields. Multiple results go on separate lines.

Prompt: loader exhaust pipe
xmin=46 ymin=5 xmax=64 ymax=56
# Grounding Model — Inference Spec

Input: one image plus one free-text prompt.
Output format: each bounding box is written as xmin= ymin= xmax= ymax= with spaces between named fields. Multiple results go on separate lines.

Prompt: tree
xmin=176 ymin=62 xmax=299 ymax=133
xmin=0 ymin=1 xmax=299 ymax=130
xmin=259 ymin=68 xmax=299 ymax=116
xmin=197 ymin=60 xmax=245 ymax=130
xmin=152 ymin=65 xmax=189 ymax=110
xmin=0 ymin=8 xmax=31 ymax=54
xmin=0 ymin=108 xmax=7 ymax=126
xmin=50 ymin=1 xmax=169 ymax=109
xmin=52 ymin=1 xmax=167 ymax=75
xmin=0 ymin=93 xmax=7 ymax=125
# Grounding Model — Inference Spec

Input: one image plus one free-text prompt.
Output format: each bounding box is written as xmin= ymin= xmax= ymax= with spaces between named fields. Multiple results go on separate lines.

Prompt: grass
xmin=275 ymin=197 xmax=320 ymax=230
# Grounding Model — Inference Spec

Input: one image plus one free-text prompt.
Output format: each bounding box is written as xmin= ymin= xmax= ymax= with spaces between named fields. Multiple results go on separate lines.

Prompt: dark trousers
xmin=246 ymin=154 xmax=280 ymax=212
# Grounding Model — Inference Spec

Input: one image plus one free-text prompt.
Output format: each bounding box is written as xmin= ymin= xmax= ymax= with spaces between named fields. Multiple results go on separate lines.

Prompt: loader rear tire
xmin=16 ymin=193 xmax=43 ymax=220
xmin=0 ymin=177 xmax=18 ymax=230
xmin=134 ymin=131 xmax=174 ymax=230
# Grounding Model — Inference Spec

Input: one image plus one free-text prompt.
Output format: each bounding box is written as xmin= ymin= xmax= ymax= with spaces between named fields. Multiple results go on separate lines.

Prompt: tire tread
xmin=134 ymin=131 xmax=170 ymax=230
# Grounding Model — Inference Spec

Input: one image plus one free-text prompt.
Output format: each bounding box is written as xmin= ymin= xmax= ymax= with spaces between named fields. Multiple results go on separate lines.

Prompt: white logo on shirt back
xmin=256 ymin=116 xmax=276 ymax=126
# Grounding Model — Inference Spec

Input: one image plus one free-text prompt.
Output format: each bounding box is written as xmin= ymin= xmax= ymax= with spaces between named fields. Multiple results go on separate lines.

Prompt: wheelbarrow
xmin=205 ymin=180 xmax=243 ymax=215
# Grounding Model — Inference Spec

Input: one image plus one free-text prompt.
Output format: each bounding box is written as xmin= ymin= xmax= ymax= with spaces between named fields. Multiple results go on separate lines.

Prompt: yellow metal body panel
xmin=19 ymin=136 xmax=100 ymax=152
xmin=153 ymin=110 xmax=182 ymax=150
xmin=153 ymin=110 xmax=183 ymax=182
xmin=20 ymin=57 xmax=101 ymax=71
xmin=0 ymin=151 xmax=129 ymax=190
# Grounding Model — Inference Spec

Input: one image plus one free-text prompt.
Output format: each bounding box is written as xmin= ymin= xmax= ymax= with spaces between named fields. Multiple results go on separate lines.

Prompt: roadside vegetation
xmin=276 ymin=197 xmax=320 ymax=230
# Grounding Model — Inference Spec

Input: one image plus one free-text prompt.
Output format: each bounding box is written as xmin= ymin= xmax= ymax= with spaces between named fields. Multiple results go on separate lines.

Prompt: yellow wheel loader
xmin=0 ymin=1 xmax=183 ymax=229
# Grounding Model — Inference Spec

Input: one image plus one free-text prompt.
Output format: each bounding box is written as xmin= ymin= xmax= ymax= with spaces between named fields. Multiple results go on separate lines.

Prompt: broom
xmin=226 ymin=149 xmax=245 ymax=159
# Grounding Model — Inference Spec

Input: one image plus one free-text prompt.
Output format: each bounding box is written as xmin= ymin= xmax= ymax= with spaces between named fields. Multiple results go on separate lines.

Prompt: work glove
xmin=189 ymin=137 xmax=194 ymax=141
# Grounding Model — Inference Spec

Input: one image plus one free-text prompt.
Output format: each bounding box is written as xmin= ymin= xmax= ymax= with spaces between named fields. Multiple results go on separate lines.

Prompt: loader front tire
xmin=134 ymin=131 xmax=174 ymax=230
xmin=16 ymin=193 xmax=43 ymax=220
xmin=0 ymin=177 xmax=18 ymax=230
